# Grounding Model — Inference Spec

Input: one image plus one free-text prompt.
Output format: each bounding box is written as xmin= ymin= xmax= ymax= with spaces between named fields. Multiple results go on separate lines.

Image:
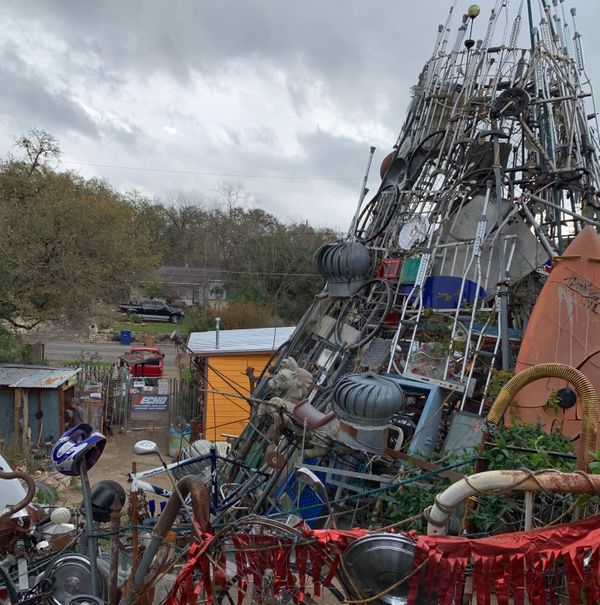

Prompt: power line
xmin=60 ymin=160 xmax=362 ymax=182
xmin=139 ymin=267 xmax=324 ymax=280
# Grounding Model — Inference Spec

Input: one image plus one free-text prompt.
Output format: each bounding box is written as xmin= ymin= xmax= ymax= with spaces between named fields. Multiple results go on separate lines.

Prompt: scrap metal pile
xmin=5 ymin=1 xmax=600 ymax=604
xmin=217 ymin=0 xmax=600 ymax=528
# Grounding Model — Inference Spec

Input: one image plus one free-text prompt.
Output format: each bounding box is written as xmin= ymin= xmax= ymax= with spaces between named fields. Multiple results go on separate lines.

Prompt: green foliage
xmin=482 ymin=422 xmax=575 ymax=472
xmin=386 ymin=422 xmax=576 ymax=535
xmin=184 ymin=312 xmax=216 ymax=333
xmin=69 ymin=477 xmax=82 ymax=492
xmin=472 ymin=423 xmax=575 ymax=533
xmin=0 ymin=325 xmax=33 ymax=363
xmin=588 ymin=450 xmax=600 ymax=475
xmin=389 ymin=478 xmax=452 ymax=533
xmin=487 ymin=369 xmax=515 ymax=399
xmin=129 ymin=313 xmax=142 ymax=324
xmin=35 ymin=485 xmax=58 ymax=506
xmin=543 ymin=391 xmax=561 ymax=414
xmin=140 ymin=280 xmax=167 ymax=301
xmin=217 ymin=301 xmax=279 ymax=329
xmin=231 ymin=279 xmax=268 ymax=305
xmin=0 ymin=130 xmax=158 ymax=328
xmin=0 ymin=131 xmax=336 ymax=327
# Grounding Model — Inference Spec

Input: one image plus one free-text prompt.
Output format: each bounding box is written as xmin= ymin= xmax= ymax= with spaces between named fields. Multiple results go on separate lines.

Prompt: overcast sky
xmin=2 ymin=1 xmax=600 ymax=230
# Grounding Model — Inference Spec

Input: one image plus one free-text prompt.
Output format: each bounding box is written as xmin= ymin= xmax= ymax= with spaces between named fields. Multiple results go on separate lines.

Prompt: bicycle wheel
xmin=334 ymin=279 xmax=393 ymax=351
xmin=167 ymin=516 xmax=346 ymax=604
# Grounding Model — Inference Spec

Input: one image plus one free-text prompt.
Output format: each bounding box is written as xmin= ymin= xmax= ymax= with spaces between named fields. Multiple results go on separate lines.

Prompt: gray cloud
xmin=0 ymin=48 xmax=100 ymax=138
xmin=1 ymin=0 xmax=600 ymax=227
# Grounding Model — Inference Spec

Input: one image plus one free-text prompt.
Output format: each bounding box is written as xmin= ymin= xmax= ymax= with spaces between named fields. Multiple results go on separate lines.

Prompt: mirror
xmin=133 ymin=440 xmax=159 ymax=456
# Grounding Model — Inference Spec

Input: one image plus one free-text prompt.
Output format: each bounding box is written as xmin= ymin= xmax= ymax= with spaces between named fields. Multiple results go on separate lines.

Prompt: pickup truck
xmin=120 ymin=346 xmax=165 ymax=378
xmin=119 ymin=300 xmax=184 ymax=323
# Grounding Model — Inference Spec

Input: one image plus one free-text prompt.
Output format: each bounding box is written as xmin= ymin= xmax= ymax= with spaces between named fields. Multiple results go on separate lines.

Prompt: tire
xmin=170 ymin=314 xmax=180 ymax=324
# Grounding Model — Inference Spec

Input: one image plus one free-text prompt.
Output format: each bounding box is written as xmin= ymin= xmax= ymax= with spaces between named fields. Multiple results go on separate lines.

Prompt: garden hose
xmin=486 ymin=363 xmax=598 ymax=471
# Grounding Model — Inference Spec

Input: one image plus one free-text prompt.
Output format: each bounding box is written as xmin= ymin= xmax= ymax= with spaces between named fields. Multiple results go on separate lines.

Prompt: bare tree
xmin=14 ymin=129 xmax=60 ymax=175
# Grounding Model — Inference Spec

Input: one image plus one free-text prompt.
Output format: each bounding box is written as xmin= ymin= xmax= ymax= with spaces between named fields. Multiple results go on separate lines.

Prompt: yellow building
xmin=187 ymin=326 xmax=295 ymax=441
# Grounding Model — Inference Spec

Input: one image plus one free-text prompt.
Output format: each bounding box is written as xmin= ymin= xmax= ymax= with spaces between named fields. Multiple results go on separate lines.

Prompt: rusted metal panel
xmin=0 ymin=364 xmax=80 ymax=389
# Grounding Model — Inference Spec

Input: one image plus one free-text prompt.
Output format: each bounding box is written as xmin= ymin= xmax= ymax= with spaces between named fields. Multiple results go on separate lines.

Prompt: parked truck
xmin=119 ymin=300 xmax=184 ymax=323
xmin=119 ymin=346 xmax=165 ymax=378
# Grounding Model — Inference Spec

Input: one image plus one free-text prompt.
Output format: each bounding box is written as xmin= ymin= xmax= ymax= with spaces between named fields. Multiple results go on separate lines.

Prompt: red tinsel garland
xmin=164 ymin=517 xmax=600 ymax=604
xmin=408 ymin=515 xmax=600 ymax=604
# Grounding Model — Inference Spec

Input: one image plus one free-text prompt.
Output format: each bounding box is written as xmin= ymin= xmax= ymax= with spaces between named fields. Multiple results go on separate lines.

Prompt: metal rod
xmin=108 ymin=494 xmax=121 ymax=605
xmin=79 ymin=461 xmax=100 ymax=598
xmin=526 ymin=192 xmax=600 ymax=228
xmin=347 ymin=146 xmax=376 ymax=239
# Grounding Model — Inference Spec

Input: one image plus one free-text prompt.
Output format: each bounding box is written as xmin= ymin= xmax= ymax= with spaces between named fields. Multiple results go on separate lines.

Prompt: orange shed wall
xmin=204 ymin=353 xmax=269 ymax=441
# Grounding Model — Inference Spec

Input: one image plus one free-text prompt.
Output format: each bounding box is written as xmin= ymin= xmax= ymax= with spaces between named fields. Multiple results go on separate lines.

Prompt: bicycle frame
xmin=129 ymin=449 xmax=270 ymax=513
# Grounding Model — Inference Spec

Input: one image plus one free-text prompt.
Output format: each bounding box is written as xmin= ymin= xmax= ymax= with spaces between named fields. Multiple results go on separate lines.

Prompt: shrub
xmin=217 ymin=302 xmax=277 ymax=329
xmin=129 ymin=313 xmax=142 ymax=324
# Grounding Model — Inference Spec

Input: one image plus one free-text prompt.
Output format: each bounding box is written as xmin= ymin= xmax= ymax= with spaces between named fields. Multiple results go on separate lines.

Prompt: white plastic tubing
xmin=426 ymin=469 xmax=600 ymax=536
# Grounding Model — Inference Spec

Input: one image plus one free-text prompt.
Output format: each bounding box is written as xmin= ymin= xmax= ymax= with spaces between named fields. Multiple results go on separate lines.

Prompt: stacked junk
xmin=5 ymin=1 xmax=600 ymax=602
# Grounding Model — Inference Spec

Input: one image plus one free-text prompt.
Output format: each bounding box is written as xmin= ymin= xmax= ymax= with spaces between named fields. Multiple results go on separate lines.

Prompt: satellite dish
xmin=398 ymin=216 xmax=428 ymax=250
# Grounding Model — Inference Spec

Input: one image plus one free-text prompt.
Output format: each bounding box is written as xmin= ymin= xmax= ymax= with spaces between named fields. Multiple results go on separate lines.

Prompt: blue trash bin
xmin=120 ymin=330 xmax=132 ymax=345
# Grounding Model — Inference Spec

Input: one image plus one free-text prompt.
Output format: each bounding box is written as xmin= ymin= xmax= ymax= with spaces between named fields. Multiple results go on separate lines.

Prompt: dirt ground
xmin=58 ymin=426 xmax=175 ymax=508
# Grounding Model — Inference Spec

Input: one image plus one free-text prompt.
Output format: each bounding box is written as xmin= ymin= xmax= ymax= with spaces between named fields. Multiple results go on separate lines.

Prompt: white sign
xmin=157 ymin=379 xmax=170 ymax=395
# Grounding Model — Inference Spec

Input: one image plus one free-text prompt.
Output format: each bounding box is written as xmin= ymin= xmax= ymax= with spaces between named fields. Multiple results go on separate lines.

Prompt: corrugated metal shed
xmin=188 ymin=326 xmax=295 ymax=355
xmin=0 ymin=364 xmax=80 ymax=388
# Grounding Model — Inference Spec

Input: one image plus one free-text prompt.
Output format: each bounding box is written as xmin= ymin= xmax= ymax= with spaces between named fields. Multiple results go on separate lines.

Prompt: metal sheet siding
xmin=0 ymin=387 xmax=61 ymax=444
xmin=188 ymin=327 xmax=295 ymax=355
xmin=0 ymin=388 xmax=14 ymax=442
xmin=0 ymin=365 xmax=80 ymax=389
xmin=204 ymin=353 xmax=269 ymax=441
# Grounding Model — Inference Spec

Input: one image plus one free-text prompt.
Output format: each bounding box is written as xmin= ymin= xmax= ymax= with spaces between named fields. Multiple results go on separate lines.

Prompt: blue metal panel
xmin=382 ymin=375 xmax=445 ymax=456
xmin=0 ymin=388 xmax=14 ymax=441
xmin=40 ymin=390 xmax=60 ymax=442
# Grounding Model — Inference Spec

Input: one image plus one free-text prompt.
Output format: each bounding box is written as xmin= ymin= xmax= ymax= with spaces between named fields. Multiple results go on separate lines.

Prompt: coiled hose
xmin=486 ymin=363 xmax=598 ymax=471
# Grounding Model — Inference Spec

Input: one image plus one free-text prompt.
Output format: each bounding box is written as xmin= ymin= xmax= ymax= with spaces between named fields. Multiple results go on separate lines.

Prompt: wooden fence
xmin=62 ymin=362 xmax=201 ymax=433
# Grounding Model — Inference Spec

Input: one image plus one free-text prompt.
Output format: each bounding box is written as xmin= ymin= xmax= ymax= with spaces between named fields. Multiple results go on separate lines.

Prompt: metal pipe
xmin=108 ymin=494 xmax=121 ymax=605
xmin=487 ymin=363 xmax=598 ymax=471
xmin=518 ymin=200 xmax=556 ymax=258
xmin=129 ymin=463 xmax=140 ymax=581
xmin=526 ymin=192 xmax=600 ymax=228
xmin=126 ymin=476 xmax=210 ymax=602
xmin=80 ymin=461 xmax=100 ymax=598
xmin=347 ymin=146 xmax=376 ymax=240
xmin=0 ymin=470 xmax=36 ymax=522
xmin=426 ymin=468 xmax=600 ymax=535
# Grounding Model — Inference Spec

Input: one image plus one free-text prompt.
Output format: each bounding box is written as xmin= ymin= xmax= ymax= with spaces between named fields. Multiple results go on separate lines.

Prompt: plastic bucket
xmin=120 ymin=330 xmax=132 ymax=345
xmin=168 ymin=423 xmax=191 ymax=458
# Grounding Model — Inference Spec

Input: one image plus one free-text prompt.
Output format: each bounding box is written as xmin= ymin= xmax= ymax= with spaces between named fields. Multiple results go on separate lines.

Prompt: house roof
xmin=0 ymin=364 xmax=81 ymax=389
xmin=188 ymin=326 xmax=296 ymax=355
xmin=156 ymin=266 xmax=227 ymax=284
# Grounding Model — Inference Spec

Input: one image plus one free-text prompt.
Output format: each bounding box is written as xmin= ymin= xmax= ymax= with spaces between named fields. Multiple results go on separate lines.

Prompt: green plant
xmin=35 ymin=485 xmax=58 ymax=506
xmin=129 ymin=313 xmax=142 ymax=324
xmin=97 ymin=316 xmax=113 ymax=330
xmin=543 ymin=391 xmax=561 ymax=414
xmin=0 ymin=325 xmax=33 ymax=363
xmin=588 ymin=449 xmax=600 ymax=474
xmin=388 ymin=478 xmax=452 ymax=533
xmin=69 ymin=477 xmax=82 ymax=492
xmin=384 ymin=422 xmax=576 ymax=535
xmin=487 ymin=369 xmax=514 ymax=399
